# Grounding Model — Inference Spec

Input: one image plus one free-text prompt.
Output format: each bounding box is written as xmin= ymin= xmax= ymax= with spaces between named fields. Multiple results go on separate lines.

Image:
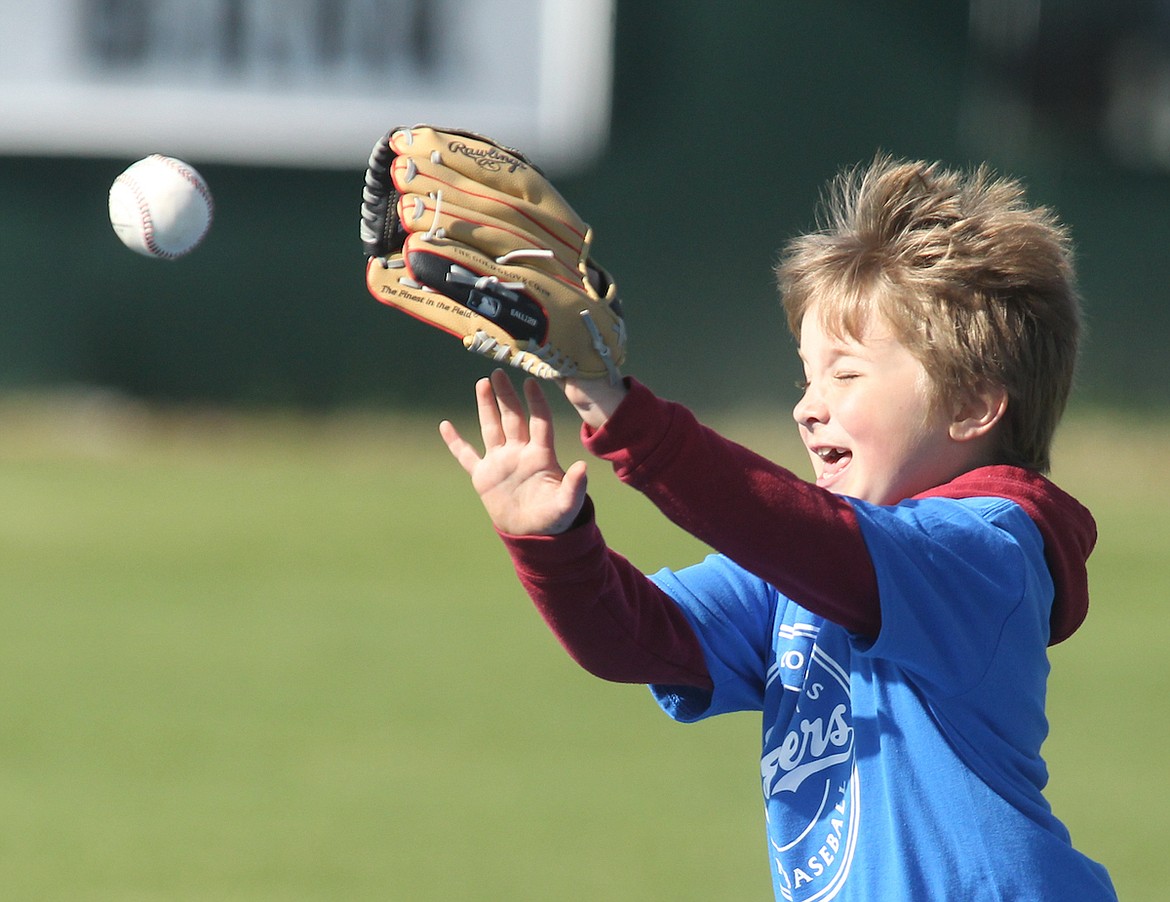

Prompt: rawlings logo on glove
xmin=360 ymin=125 xmax=626 ymax=382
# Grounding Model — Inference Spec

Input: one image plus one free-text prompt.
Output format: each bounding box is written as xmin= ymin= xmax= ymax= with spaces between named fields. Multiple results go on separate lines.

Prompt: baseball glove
xmin=360 ymin=125 xmax=626 ymax=382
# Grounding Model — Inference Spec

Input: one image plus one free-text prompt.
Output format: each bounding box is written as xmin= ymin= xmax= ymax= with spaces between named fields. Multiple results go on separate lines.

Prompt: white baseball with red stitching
xmin=108 ymin=155 xmax=214 ymax=259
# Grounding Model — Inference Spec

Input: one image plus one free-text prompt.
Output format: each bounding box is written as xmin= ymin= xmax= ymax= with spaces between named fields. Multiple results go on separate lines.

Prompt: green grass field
xmin=0 ymin=393 xmax=1161 ymax=900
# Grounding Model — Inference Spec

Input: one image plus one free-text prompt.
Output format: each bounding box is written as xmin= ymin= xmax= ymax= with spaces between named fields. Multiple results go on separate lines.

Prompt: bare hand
xmin=440 ymin=370 xmax=588 ymax=536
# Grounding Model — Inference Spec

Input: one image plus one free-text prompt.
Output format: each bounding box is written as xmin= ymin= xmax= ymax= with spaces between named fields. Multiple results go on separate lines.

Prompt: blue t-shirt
xmin=649 ymin=494 xmax=1117 ymax=901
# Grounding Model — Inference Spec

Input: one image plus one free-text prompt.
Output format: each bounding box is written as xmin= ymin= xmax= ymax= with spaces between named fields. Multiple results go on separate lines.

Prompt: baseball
xmin=108 ymin=155 xmax=214 ymax=259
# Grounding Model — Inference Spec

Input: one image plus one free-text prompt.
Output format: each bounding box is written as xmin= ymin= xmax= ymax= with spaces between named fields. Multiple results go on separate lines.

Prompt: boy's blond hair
xmin=776 ymin=156 xmax=1080 ymax=473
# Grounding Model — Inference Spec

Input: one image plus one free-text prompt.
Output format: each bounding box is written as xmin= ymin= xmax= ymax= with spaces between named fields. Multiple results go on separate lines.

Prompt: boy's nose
xmin=792 ymin=386 xmax=827 ymax=428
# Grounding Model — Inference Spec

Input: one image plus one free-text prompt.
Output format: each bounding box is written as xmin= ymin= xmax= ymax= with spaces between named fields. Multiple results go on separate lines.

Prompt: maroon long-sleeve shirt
xmin=496 ymin=379 xmax=1092 ymax=688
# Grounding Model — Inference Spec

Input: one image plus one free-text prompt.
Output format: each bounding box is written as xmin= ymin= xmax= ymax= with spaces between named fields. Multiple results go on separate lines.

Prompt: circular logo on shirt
xmin=761 ymin=627 xmax=860 ymax=900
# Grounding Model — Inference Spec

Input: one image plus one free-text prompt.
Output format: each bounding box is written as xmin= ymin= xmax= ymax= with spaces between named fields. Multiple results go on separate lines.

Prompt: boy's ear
xmin=950 ymin=385 xmax=1008 ymax=442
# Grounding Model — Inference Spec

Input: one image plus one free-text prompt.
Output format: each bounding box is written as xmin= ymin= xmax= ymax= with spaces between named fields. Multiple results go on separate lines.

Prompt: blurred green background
xmin=0 ymin=1 xmax=1165 ymax=898
xmin=2 ymin=1 xmax=1168 ymax=412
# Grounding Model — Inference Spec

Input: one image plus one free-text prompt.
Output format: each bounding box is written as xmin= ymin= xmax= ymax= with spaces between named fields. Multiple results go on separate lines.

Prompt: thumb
xmin=560 ymin=459 xmax=589 ymax=515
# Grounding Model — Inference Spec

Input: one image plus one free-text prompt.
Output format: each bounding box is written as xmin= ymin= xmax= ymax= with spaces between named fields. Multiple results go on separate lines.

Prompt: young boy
xmin=439 ymin=156 xmax=1118 ymax=900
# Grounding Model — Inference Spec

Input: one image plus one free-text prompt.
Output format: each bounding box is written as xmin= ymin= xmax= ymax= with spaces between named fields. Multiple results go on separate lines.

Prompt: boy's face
xmin=794 ymin=307 xmax=969 ymax=505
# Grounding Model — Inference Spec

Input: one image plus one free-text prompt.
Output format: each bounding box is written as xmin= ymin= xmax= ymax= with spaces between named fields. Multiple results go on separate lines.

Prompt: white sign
xmin=0 ymin=0 xmax=614 ymax=172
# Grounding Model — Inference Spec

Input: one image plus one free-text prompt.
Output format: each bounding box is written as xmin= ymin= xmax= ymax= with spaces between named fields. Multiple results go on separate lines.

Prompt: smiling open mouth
xmin=815 ymin=447 xmax=852 ymax=481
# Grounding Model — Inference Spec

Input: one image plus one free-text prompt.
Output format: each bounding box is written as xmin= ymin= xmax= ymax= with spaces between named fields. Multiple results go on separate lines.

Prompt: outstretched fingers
xmin=441 ymin=372 xmax=589 ymax=535
xmin=522 ymin=377 xmax=557 ymax=450
xmin=438 ymin=419 xmax=481 ymax=476
xmin=441 ymin=371 xmax=550 ymax=475
xmin=489 ymin=369 xmax=531 ymax=445
xmin=474 ymin=375 xmax=505 ymax=449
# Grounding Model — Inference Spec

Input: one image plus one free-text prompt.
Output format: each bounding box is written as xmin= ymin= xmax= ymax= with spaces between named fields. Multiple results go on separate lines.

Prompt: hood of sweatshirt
xmin=915 ymin=465 xmax=1096 ymax=645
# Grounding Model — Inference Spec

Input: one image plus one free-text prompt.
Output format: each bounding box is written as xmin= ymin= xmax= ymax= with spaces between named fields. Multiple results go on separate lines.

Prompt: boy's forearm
xmin=585 ymin=380 xmax=882 ymax=636
xmin=499 ymin=498 xmax=712 ymax=689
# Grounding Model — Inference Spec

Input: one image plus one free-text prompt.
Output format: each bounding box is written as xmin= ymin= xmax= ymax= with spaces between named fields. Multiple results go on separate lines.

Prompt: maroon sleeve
xmin=498 ymin=497 xmax=713 ymax=690
xmin=583 ymin=379 xmax=881 ymax=637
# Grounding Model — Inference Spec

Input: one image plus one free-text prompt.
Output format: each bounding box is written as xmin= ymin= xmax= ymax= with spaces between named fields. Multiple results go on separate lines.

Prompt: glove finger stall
xmin=389 ymin=126 xmax=573 ymax=212
xmin=391 ymin=153 xmax=588 ymax=265
xmin=395 ymin=192 xmax=583 ymax=280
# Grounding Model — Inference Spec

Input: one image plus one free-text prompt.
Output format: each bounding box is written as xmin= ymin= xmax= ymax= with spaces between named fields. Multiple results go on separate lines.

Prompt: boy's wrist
xmin=562 ymin=376 xmax=629 ymax=429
